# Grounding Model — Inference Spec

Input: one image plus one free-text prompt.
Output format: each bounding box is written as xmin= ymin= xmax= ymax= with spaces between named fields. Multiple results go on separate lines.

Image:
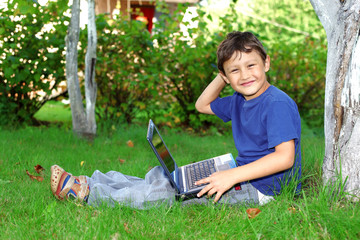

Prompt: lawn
xmin=0 ymin=118 xmax=359 ymax=239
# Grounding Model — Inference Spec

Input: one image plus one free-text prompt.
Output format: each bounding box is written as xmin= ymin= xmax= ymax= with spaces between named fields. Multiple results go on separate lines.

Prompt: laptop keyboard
xmin=186 ymin=159 xmax=216 ymax=190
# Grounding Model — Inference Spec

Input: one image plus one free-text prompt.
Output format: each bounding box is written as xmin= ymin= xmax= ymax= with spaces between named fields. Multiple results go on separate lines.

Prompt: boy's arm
xmin=195 ymin=139 xmax=295 ymax=203
xmin=195 ymin=74 xmax=228 ymax=115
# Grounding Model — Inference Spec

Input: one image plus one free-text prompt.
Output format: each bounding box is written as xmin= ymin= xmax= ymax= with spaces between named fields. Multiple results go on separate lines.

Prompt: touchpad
xmin=217 ymin=163 xmax=230 ymax=171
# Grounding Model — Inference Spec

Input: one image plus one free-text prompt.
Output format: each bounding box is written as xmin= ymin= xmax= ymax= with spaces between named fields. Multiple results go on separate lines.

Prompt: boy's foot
xmin=50 ymin=165 xmax=90 ymax=202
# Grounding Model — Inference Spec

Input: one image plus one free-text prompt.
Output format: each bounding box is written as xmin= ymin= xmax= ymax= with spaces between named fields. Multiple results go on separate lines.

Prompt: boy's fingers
xmin=213 ymin=192 xmax=223 ymax=203
xmin=195 ymin=176 xmax=210 ymax=185
xmin=197 ymin=182 xmax=212 ymax=197
xmin=194 ymin=180 xmax=203 ymax=185
xmin=197 ymin=188 xmax=207 ymax=198
xmin=207 ymin=188 xmax=217 ymax=197
xmin=207 ymin=187 xmax=223 ymax=202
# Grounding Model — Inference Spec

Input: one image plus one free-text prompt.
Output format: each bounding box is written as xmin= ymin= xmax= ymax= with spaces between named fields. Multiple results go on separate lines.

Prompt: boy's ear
xmin=219 ymin=71 xmax=230 ymax=84
xmin=265 ymin=55 xmax=271 ymax=72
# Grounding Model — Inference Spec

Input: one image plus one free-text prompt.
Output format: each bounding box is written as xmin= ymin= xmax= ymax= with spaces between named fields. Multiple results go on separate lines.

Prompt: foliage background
xmin=0 ymin=0 xmax=327 ymax=130
xmin=0 ymin=0 xmax=69 ymax=125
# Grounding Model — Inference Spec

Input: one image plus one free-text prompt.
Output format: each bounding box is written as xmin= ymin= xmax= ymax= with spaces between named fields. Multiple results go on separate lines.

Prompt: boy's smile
xmin=221 ymin=50 xmax=271 ymax=100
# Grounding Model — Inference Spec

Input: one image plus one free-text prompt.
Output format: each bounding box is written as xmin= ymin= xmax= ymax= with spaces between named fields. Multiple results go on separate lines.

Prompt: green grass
xmin=1 ymin=122 xmax=359 ymax=239
xmin=33 ymin=101 xmax=72 ymax=124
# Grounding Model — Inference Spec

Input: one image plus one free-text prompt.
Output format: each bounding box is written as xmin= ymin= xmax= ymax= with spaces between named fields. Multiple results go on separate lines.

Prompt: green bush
xmin=268 ymin=37 xmax=327 ymax=128
xmin=89 ymin=4 xmax=231 ymax=130
xmin=0 ymin=0 xmax=69 ymax=125
xmin=81 ymin=14 xmax=155 ymax=124
xmin=1 ymin=0 xmax=327 ymax=130
xmin=149 ymin=4 xmax=222 ymax=129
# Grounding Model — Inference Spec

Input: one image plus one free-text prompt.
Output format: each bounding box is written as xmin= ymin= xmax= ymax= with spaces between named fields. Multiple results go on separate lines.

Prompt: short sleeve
xmin=265 ymin=101 xmax=300 ymax=149
xmin=210 ymin=96 xmax=232 ymax=122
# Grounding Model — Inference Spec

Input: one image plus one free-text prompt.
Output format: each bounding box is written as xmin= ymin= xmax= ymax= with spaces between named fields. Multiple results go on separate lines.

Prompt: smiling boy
xmin=195 ymin=31 xmax=301 ymax=203
xmin=50 ymin=31 xmax=301 ymax=207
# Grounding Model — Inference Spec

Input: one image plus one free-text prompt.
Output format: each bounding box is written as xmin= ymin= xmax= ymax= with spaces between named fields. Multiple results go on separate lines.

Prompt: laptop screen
xmin=150 ymin=126 xmax=175 ymax=173
xmin=147 ymin=120 xmax=180 ymax=192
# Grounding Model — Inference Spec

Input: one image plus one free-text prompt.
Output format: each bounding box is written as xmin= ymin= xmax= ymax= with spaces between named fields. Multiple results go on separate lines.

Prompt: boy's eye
xmin=248 ymin=64 xmax=255 ymax=68
xmin=231 ymin=69 xmax=238 ymax=73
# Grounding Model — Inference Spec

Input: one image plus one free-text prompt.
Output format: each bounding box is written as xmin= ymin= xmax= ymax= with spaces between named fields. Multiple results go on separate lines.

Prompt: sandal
xmin=50 ymin=165 xmax=90 ymax=202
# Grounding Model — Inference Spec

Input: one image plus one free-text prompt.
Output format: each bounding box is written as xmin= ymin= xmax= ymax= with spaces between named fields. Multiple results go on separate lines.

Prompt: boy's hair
xmin=217 ymin=31 xmax=267 ymax=74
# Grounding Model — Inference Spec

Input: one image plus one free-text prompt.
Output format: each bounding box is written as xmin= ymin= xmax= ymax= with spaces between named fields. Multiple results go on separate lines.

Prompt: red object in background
xmin=131 ymin=6 xmax=155 ymax=33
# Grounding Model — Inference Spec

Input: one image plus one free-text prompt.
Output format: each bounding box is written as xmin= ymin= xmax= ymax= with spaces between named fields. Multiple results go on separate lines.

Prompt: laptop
xmin=146 ymin=119 xmax=237 ymax=200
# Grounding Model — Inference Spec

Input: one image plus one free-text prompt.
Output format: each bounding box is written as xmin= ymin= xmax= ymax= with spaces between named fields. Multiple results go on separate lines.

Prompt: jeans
xmin=86 ymin=166 xmax=261 ymax=209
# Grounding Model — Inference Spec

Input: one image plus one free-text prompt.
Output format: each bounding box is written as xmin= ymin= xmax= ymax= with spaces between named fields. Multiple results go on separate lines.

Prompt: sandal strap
xmin=78 ymin=183 xmax=90 ymax=202
xmin=78 ymin=175 xmax=87 ymax=184
xmin=57 ymin=175 xmax=75 ymax=199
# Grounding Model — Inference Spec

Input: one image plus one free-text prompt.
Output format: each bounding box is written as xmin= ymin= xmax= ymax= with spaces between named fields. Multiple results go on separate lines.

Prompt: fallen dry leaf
xmin=34 ymin=164 xmax=45 ymax=174
xmin=246 ymin=208 xmax=261 ymax=219
xmin=123 ymin=222 xmax=131 ymax=233
xmin=288 ymin=207 xmax=296 ymax=214
xmin=80 ymin=161 xmax=85 ymax=167
xmin=26 ymin=170 xmax=44 ymax=182
xmin=126 ymin=140 xmax=134 ymax=147
xmin=119 ymin=158 xmax=126 ymax=164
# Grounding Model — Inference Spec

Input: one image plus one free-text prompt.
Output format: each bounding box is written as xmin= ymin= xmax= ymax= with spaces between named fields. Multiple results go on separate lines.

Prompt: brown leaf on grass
xmin=26 ymin=170 xmax=44 ymax=182
xmin=288 ymin=207 xmax=296 ymax=214
xmin=246 ymin=208 xmax=261 ymax=219
xmin=123 ymin=222 xmax=131 ymax=233
xmin=126 ymin=140 xmax=134 ymax=147
xmin=118 ymin=158 xmax=126 ymax=164
xmin=34 ymin=164 xmax=45 ymax=174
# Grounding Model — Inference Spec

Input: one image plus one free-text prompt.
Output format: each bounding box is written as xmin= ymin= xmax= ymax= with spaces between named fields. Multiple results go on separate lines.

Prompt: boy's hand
xmin=194 ymin=140 xmax=296 ymax=203
xmin=195 ymin=169 xmax=237 ymax=203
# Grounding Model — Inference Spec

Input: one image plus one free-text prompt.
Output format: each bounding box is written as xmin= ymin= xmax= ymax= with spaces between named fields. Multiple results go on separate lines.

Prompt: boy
xmin=50 ymin=31 xmax=301 ymax=207
xmin=195 ymin=31 xmax=301 ymax=203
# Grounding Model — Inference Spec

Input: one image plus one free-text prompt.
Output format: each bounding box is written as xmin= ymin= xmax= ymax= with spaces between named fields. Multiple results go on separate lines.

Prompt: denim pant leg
xmin=87 ymin=166 xmax=259 ymax=209
xmin=87 ymin=166 xmax=177 ymax=209
xmin=181 ymin=181 xmax=259 ymax=206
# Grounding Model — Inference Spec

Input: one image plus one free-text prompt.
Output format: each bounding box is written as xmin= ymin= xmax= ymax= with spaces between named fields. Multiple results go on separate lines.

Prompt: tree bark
xmin=310 ymin=0 xmax=360 ymax=197
xmin=66 ymin=0 xmax=86 ymax=134
xmin=66 ymin=0 xmax=97 ymax=138
xmin=85 ymin=0 xmax=97 ymax=135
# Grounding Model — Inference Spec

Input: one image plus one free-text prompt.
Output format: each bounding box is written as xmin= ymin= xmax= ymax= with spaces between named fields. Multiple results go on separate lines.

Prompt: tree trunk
xmin=85 ymin=0 xmax=97 ymax=135
xmin=310 ymin=0 xmax=360 ymax=197
xmin=66 ymin=0 xmax=97 ymax=138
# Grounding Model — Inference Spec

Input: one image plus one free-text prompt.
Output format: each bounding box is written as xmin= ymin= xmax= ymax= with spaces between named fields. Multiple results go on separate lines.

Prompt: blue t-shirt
xmin=210 ymin=86 xmax=301 ymax=195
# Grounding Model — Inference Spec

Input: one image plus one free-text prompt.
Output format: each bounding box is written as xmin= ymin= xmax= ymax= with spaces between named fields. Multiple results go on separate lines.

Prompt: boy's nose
xmin=241 ymin=71 xmax=251 ymax=80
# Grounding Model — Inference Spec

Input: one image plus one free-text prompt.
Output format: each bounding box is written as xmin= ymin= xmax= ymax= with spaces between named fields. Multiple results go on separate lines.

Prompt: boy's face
xmin=220 ymin=50 xmax=270 ymax=101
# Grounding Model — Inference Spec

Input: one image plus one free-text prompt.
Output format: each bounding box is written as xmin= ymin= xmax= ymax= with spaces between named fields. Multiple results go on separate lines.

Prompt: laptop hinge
xmin=178 ymin=167 xmax=187 ymax=193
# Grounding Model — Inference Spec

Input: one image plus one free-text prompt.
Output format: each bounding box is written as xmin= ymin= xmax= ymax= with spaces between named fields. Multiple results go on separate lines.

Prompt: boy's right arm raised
xmin=195 ymin=74 xmax=228 ymax=115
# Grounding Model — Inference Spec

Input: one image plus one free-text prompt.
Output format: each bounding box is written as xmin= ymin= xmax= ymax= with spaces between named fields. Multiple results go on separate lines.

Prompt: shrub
xmin=268 ymin=37 xmax=327 ymax=128
xmin=1 ymin=0 xmax=327 ymax=130
xmin=89 ymin=4 xmax=231 ymax=130
xmin=0 ymin=0 xmax=69 ymax=125
xmin=80 ymin=14 xmax=155 ymax=124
